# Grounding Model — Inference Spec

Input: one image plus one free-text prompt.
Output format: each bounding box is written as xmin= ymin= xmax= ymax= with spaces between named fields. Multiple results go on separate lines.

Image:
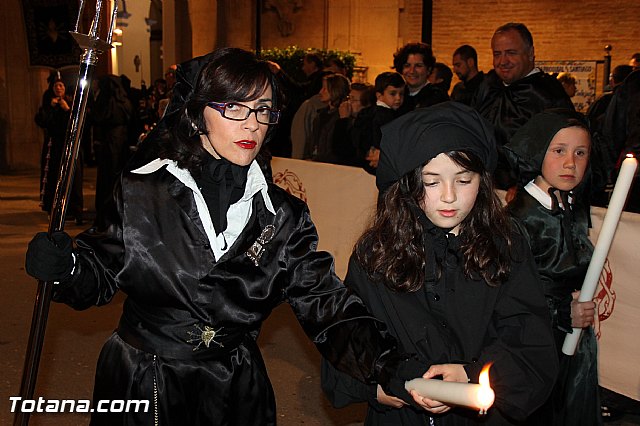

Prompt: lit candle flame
xmin=477 ymin=363 xmax=495 ymax=414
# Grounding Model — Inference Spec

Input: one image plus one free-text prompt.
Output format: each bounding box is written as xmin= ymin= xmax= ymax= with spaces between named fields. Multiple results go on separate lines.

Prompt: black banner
xmin=22 ymin=0 xmax=82 ymax=69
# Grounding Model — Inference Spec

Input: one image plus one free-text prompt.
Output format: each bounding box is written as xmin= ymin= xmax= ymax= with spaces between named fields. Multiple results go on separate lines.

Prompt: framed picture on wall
xmin=22 ymin=0 xmax=82 ymax=69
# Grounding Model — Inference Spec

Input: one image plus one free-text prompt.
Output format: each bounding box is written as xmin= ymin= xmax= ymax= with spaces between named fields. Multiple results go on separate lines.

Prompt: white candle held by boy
xmin=562 ymin=154 xmax=638 ymax=355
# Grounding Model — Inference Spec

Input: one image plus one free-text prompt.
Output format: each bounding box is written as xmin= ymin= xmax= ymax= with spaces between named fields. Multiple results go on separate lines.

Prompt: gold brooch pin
xmin=186 ymin=324 xmax=225 ymax=351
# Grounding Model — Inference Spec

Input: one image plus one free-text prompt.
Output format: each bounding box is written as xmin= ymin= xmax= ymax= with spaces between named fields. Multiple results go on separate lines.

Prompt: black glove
xmin=25 ymin=231 xmax=75 ymax=282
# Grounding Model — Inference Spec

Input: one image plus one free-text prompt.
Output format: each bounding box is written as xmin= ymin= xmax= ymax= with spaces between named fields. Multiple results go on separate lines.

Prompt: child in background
xmin=323 ymin=102 xmax=558 ymax=425
xmin=504 ymin=109 xmax=601 ymax=426
xmin=306 ymin=73 xmax=351 ymax=162
xmin=357 ymin=71 xmax=406 ymax=173
xmin=331 ymin=82 xmax=375 ymax=166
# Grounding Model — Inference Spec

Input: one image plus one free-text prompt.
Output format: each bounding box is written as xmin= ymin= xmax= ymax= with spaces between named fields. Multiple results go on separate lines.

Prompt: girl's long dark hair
xmin=355 ymin=151 xmax=513 ymax=292
xmin=158 ymin=47 xmax=282 ymax=174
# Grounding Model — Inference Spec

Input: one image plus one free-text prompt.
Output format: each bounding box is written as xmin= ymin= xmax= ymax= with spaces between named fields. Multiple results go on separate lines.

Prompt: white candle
xmin=405 ymin=365 xmax=495 ymax=414
xmin=562 ymin=155 xmax=638 ymax=355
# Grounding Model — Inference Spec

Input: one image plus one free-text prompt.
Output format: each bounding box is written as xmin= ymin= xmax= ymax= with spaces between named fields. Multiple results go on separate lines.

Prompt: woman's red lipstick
xmin=235 ymin=140 xmax=257 ymax=149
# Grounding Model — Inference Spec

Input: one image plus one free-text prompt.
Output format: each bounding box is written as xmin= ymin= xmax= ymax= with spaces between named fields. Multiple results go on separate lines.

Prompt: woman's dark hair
xmin=355 ymin=150 xmax=512 ymax=292
xmin=159 ymin=47 xmax=282 ymax=173
xmin=393 ymin=42 xmax=435 ymax=74
xmin=323 ymin=73 xmax=351 ymax=108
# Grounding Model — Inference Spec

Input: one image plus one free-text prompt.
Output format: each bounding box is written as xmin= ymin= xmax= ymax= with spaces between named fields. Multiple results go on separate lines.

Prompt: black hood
xmin=504 ymin=109 xmax=589 ymax=187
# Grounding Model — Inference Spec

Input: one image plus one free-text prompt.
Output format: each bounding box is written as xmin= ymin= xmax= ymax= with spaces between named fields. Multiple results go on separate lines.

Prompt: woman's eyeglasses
xmin=207 ymin=102 xmax=280 ymax=125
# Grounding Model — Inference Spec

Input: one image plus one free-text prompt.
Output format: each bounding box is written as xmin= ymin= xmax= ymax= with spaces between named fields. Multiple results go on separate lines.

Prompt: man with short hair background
xmin=451 ymin=44 xmax=484 ymax=105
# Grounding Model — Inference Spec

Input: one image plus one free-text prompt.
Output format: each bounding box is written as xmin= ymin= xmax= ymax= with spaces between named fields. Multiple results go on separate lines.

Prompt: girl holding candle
xmin=322 ymin=102 xmax=558 ymax=425
xmin=504 ymin=109 xmax=601 ymax=425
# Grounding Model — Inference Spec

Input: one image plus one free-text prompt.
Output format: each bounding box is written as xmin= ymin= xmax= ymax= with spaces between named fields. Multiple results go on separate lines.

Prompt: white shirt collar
xmin=131 ymin=158 xmax=275 ymax=261
xmin=502 ymin=67 xmax=541 ymax=86
xmin=524 ymin=179 xmax=572 ymax=210
xmin=408 ymin=82 xmax=428 ymax=96
xmin=376 ymin=100 xmax=392 ymax=109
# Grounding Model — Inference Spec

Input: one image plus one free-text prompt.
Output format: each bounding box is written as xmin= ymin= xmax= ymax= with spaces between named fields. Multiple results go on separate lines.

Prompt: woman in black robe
xmin=24 ymin=48 xmax=429 ymax=425
xmin=504 ymin=109 xmax=601 ymax=425
xmin=34 ymin=76 xmax=84 ymax=223
xmin=322 ymin=102 xmax=558 ymax=425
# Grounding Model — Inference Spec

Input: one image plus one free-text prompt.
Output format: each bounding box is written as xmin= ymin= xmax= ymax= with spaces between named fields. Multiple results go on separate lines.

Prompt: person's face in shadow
xmin=53 ymin=81 xmax=65 ymax=98
xmin=402 ymin=53 xmax=430 ymax=91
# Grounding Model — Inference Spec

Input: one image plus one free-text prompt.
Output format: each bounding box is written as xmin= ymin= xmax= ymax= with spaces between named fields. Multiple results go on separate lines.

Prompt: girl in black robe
xmin=504 ymin=109 xmax=601 ymax=426
xmin=322 ymin=102 xmax=558 ymax=425
xmin=24 ymin=48 xmax=430 ymax=425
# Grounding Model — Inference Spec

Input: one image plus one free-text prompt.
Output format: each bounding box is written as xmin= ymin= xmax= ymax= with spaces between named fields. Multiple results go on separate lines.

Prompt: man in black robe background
xmin=473 ymin=22 xmax=574 ymax=189
xmin=451 ymin=44 xmax=485 ymax=106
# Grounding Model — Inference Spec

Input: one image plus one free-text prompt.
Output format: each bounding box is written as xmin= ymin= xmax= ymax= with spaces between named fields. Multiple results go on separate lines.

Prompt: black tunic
xmin=451 ymin=72 xmax=485 ymax=107
xmin=508 ymin=191 xmax=601 ymax=426
xmin=322 ymin=229 xmax=558 ymax=425
xmin=399 ymin=83 xmax=450 ymax=115
xmin=52 ymin=158 xmax=401 ymax=426
xmin=473 ymin=70 xmax=574 ymax=146
xmin=34 ymin=93 xmax=83 ymax=217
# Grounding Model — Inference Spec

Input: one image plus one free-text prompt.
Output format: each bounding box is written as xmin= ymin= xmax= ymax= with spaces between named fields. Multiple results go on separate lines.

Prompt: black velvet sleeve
xmin=281 ymin=206 xmax=393 ymax=381
xmin=281 ymin=207 xmax=427 ymax=402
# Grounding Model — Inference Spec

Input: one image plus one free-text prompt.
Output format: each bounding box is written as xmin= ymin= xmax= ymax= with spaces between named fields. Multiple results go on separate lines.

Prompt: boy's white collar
xmin=524 ymin=180 xmax=572 ymax=210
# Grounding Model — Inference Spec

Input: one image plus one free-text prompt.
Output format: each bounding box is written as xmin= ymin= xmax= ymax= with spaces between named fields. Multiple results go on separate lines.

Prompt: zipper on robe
xmin=153 ymin=354 xmax=159 ymax=426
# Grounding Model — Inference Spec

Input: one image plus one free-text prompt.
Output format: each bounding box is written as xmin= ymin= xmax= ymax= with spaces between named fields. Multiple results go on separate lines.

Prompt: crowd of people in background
xmin=35 ymin=66 xmax=180 ymax=227
xmin=264 ymin=23 xmax=639 ymax=215
xmin=36 ymin=24 xmax=639 ymax=230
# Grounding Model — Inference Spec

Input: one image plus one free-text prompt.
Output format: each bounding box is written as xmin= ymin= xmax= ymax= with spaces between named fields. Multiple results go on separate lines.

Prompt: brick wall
xmin=400 ymin=0 xmax=425 ymax=47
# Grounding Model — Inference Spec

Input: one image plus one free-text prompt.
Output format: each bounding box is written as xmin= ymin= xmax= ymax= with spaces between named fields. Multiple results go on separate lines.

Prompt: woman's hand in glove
xmin=25 ymin=231 xmax=75 ymax=282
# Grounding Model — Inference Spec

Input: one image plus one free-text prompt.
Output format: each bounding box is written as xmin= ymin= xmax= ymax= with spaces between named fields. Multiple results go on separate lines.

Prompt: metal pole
xmin=603 ymin=44 xmax=612 ymax=92
xmin=14 ymin=2 xmax=115 ymax=424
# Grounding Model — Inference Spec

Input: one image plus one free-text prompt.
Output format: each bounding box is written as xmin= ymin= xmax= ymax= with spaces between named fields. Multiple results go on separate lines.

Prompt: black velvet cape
xmin=505 ymin=110 xmax=601 ymax=425
xmin=473 ymin=70 xmax=574 ymax=146
xmin=508 ymin=192 xmax=601 ymax=426
xmin=322 ymin=230 xmax=558 ymax=426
